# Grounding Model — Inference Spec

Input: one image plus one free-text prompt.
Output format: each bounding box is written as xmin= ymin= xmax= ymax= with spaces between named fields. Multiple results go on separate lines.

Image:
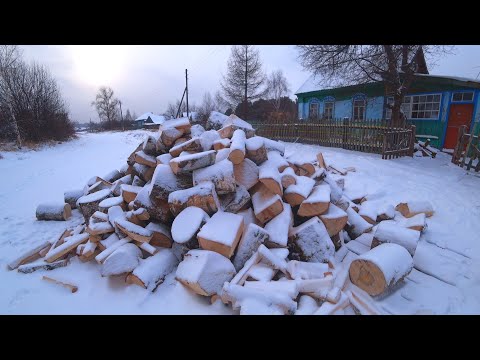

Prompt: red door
xmin=444 ymin=103 xmax=474 ymax=149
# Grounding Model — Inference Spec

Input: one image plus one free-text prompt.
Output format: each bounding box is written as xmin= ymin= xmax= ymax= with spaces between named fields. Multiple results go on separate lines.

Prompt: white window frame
xmin=309 ymin=102 xmax=319 ymax=119
xmin=324 ymin=101 xmax=334 ymax=120
xmin=386 ymin=93 xmax=441 ymax=120
xmin=451 ymin=91 xmax=474 ymax=102
xmin=353 ymin=99 xmax=365 ymax=120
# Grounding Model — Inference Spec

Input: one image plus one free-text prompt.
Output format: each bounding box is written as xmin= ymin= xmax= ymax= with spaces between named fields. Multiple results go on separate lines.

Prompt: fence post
xmin=452 ymin=125 xmax=467 ymax=164
xmin=409 ymin=125 xmax=416 ymax=157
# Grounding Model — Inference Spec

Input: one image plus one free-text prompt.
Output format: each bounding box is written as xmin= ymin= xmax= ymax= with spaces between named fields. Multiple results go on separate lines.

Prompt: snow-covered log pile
xmin=11 ymin=113 xmax=437 ymax=314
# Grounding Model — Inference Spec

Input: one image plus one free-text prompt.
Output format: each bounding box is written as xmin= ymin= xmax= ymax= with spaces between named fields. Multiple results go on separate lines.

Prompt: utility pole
xmin=185 ymin=69 xmax=189 ymax=119
xmin=119 ymin=100 xmax=124 ymax=131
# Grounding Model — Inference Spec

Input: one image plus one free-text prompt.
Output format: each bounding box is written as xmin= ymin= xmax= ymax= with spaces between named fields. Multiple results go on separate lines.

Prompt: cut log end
xmin=348 ymin=259 xmax=387 ymax=296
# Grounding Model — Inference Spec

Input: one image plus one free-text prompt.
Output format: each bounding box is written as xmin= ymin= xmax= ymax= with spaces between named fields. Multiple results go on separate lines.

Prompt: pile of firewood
xmin=414 ymin=139 xmax=438 ymax=158
xmin=8 ymin=112 xmax=435 ymax=314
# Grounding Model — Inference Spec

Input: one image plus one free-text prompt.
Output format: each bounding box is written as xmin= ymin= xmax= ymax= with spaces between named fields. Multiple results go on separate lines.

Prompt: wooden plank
xmin=42 ymin=276 xmax=78 ymax=293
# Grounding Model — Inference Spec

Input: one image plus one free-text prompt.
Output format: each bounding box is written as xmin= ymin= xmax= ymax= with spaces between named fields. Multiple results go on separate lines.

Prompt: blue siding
xmin=366 ymin=96 xmax=384 ymax=119
xmin=334 ymin=100 xmax=352 ymax=118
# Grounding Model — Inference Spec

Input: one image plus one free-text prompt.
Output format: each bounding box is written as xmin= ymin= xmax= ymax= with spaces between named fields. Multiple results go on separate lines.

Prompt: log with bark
xmin=36 ymin=203 xmax=71 ymax=221
xmin=318 ymin=203 xmax=348 ymax=237
xmin=219 ymin=185 xmax=251 ymax=213
xmin=169 ymin=150 xmax=216 ymax=175
xmin=233 ymin=224 xmax=269 ymax=271
xmin=134 ymin=150 xmax=157 ymax=168
xmin=193 ymin=159 xmax=236 ymax=195
xmin=251 ymin=185 xmax=284 ymax=224
xmin=284 ymin=175 xmax=315 ymax=207
xmin=150 ymin=164 xmax=193 ymax=202
xmin=64 ymin=190 xmax=84 ymax=210
xmin=100 ymin=243 xmax=143 ymax=277
xmin=233 ymin=158 xmax=259 ymax=190
xmin=371 ymin=221 xmax=420 ymax=256
xmin=349 ymin=243 xmax=413 ymax=296
xmin=77 ymin=189 xmax=112 ymax=223
xmin=169 ymin=137 xmax=203 ymax=157
xmin=245 ymin=137 xmax=267 ymax=165
xmin=168 ymin=181 xmax=219 ymax=216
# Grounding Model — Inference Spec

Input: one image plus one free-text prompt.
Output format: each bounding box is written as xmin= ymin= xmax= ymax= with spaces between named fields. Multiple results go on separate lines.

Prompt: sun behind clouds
xmin=69 ymin=45 xmax=127 ymax=87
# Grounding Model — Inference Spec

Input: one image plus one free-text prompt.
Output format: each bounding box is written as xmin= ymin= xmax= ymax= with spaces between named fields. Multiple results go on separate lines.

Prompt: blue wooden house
xmin=295 ymin=74 xmax=480 ymax=149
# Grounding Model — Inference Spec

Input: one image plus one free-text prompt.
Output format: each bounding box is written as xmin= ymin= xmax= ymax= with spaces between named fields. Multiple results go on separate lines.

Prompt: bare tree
xmin=221 ymin=45 xmax=267 ymax=119
xmin=266 ymin=70 xmax=290 ymax=111
xmin=91 ymin=86 xmax=120 ymax=129
xmin=197 ymin=92 xmax=216 ymax=120
xmin=214 ymin=90 xmax=230 ymax=113
xmin=296 ymin=45 xmax=453 ymax=127
xmin=165 ymin=98 xmax=197 ymax=119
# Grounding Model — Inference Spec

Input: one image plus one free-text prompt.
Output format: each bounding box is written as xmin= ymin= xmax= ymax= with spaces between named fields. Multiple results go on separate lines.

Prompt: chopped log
xmin=169 ymin=150 xmax=216 ymax=174
xmin=111 ymin=174 xmax=133 ymax=196
xmin=323 ymin=174 xmax=343 ymax=203
xmin=161 ymin=127 xmax=184 ymax=147
xmin=233 ymin=158 xmax=259 ymax=190
xmin=79 ymin=241 xmax=98 ymax=261
xmin=316 ymin=152 xmax=328 ymax=169
xmin=213 ymin=138 xmax=230 ymax=150
xmin=246 ymin=262 xmax=276 ymax=281
xmin=287 ymin=260 xmax=329 ymax=280
xmin=103 ymin=169 xmax=122 ymax=183
xmin=97 ymin=233 xmax=117 ymax=251
xmin=120 ymin=184 xmax=142 ymax=204
xmin=395 ymin=213 xmax=427 ymax=231
xmin=86 ymin=220 xmax=114 ymax=236
xmin=371 ymin=222 xmax=420 ymax=256
xmin=295 ymin=162 xmax=316 ymax=177
xmin=36 ymin=203 xmax=71 ymax=221
xmin=296 ymin=276 xmax=334 ymax=295
xmin=162 ymin=117 xmax=191 ymax=134
xmin=95 ymin=237 xmax=132 ymax=264
xmin=126 ymin=249 xmax=179 ymax=290
xmin=215 ymin=148 xmax=231 ymax=163
xmin=99 ymin=196 xmax=125 ymax=212
xmin=199 ymin=130 xmax=221 ymax=151
xmin=7 ymin=241 xmax=51 ymax=270
xmin=87 ymin=180 xmax=111 ymax=195
xmin=313 ymin=292 xmax=350 ymax=315
xmin=251 ymin=185 xmax=284 ymax=224
xmin=169 ymin=137 xmax=203 ymax=157
xmin=128 ymin=143 xmax=144 ymax=166
xmin=135 ymin=150 xmax=157 ymax=167
xmin=377 ymin=204 xmax=395 ymax=221
xmin=259 ymin=163 xmax=283 ymax=196
xmin=245 ymin=137 xmax=267 ymax=165
xmin=134 ymin=184 xmax=173 ymax=224
xmin=345 ymin=287 xmax=384 ymax=315
xmin=280 ymin=167 xmax=296 ymax=188
xmin=132 ymin=163 xmax=155 ymax=183
xmin=176 ymin=249 xmax=237 ymax=296
xmin=349 ymin=243 xmax=413 ymax=296
xmin=64 ymin=190 xmax=84 ymax=210
xmin=318 ymin=203 xmax=348 ymax=237
xmin=346 ymin=207 xmax=373 ymax=239
xmin=295 ymin=295 xmax=319 ymax=315
xmin=197 ymin=211 xmax=244 ymax=258
xmin=38 ymin=243 xmax=53 ymax=257
xmin=143 ymin=135 xmax=159 ymax=156
xmin=284 ymin=176 xmax=315 ymax=206
xmin=101 ymin=243 xmax=142 ymax=277
xmin=358 ymin=202 xmax=379 ymax=224
xmin=256 ymin=136 xmax=285 ymax=156
xmin=115 ymin=219 xmax=153 ymax=243
xmin=233 ymin=224 xmax=269 ymax=271
xmin=77 ymin=189 xmax=112 ymax=223
xmin=156 ymin=153 xmax=173 ymax=165
xmin=219 ymin=185 xmax=251 ymax=213
xmin=18 ymin=259 xmax=69 ymax=274
xmin=132 ymin=175 xmax=145 ymax=187
xmin=298 ymin=183 xmax=331 ymax=217
xmin=288 ymin=217 xmax=335 ymax=263
xmin=257 ymin=244 xmax=288 ymax=274
xmin=45 ymin=233 xmax=89 ymax=263
xmin=228 ymin=129 xmax=246 ymax=165
xmin=171 ymin=206 xmax=209 ymax=251
xmin=244 ymin=280 xmax=299 ymax=299
xmin=265 ymin=151 xmax=289 ymax=172
xmin=42 ymin=276 xmax=78 ymax=293
xmin=264 ymin=203 xmax=292 ymax=248
xmin=193 ymin=158 xmax=236 ymax=195
xmin=150 ymin=164 xmax=193 ymax=202
xmin=230 ymin=252 xmax=262 ymax=286
xmin=46 ymin=229 xmax=73 ymax=258
xmin=221 ymin=283 xmax=296 ymax=315
xmin=395 ymin=201 xmax=434 ymax=218
xmin=168 ymin=181 xmax=219 ymax=216
xmin=145 ymin=222 xmax=173 ymax=248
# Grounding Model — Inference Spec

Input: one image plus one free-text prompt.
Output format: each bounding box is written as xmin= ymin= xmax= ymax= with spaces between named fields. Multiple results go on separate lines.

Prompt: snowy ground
xmin=1 ymin=130 xmax=479 ymax=314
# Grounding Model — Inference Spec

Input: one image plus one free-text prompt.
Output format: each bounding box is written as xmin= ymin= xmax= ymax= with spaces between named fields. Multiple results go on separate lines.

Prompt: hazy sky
xmin=19 ymin=45 xmax=480 ymax=122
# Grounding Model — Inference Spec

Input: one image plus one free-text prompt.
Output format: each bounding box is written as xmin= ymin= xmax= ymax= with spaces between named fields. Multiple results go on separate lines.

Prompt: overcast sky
xmin=19 ymin=45 xmax=480 ymax=123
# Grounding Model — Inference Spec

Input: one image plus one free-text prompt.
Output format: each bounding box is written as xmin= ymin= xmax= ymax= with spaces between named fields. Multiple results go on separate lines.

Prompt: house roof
xmin=146 ymin=114 xmax=166 ymax=124
xmin=135 ymin=112 xmax=154 ymax=121
xmin=295 ymin=73 xmax=480 ymax=96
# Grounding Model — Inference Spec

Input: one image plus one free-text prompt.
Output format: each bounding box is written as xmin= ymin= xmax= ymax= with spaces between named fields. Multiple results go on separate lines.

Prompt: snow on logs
xmin=371 ymin=221 xmax=420 ymax=256
xmin=100 ymin=243 xmax=143 ymax=277
xmin=150 ymin=164 xmax=192 ymax=202
xmin=175 ymin=249 xmax=237 ymax=296
xmin=233 ymin=158 xmax=259 ymax=190
xmin=251 ymin=185 xmax=284 ymax=224
xmin=169 ymin=150 xmax=216 ymax=175
xmin=36 ymin=203 xmax=71 ymax=221
xmin=395 ymin=201 xmax=434 ymax=218
xmin=197 ymin=211 xmax=244 ymax=258
xmin=284 ymin=175 xmax=315 ymax=207
xmin=171 ymin=206 xmax=209 ymax=250
xmin=349 ymin=243 xmax=414 ymax=296
xmin=233 ymin=224 xmax=269 ymax=271
xmin=168 ymin=181 xmax=219 ymax=216
xmin=64 ymin=190 xmax=84 ymax=210
xmin=77 ymin=189 xmax=112 ymax=223
xmin=297 ymin=183 xmax=331 ymax=217
xmin=228 ymin=129 xmax=246 ymax=165
xmin=245 ymin=136 xmax=267 ymax=165
xmin=193 ymin=159 xmax=236 ymax=195
xmin=318 ymin=203 xmax=348 ymax=237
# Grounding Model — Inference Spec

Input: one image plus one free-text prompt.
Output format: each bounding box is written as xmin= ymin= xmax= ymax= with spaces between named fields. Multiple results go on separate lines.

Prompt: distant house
xmin=295 ymin=74 xmax=480 ymax=149
xmin=135 ymin=112 xmax=166 ymax=129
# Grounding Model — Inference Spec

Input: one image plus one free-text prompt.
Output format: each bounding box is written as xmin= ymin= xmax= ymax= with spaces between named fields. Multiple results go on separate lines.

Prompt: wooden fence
xmin=452 ymin=125 xmax=480 ymax=172
xmin=249 ymin=118 xmax=416 ymax=159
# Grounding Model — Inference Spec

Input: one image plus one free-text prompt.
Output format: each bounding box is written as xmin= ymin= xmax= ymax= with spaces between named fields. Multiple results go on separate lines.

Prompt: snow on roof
xmin=147 ymin=114 xmax=166 ymax=124
xmin=296 ymin=72 xmax=480 ymax=95
xmin=136 ymin=112 xmax=154 ymax=121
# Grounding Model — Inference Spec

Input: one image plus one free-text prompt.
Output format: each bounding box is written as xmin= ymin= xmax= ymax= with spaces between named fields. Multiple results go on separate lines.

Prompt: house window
xmin=353 ymin=99 xmax=365 ymax=120
xmin=324 ymin=101 xmax=334 ymax=120
xmin=386 ymin=94 xmax=441 ymax=120
xmin=452 ymin=91 xmax=474 ymax=102
xmin=309 ymin=102 xmax=319 ymax=119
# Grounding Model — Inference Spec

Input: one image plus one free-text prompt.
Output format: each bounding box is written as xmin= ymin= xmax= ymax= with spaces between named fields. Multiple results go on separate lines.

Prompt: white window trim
xmin=451 ymin=91 xmax=474 ymax=102
xmin=353 ymin=99 xmax=366 ymax=120
xmin=386 ymin=93 xmax=442 ymax=120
